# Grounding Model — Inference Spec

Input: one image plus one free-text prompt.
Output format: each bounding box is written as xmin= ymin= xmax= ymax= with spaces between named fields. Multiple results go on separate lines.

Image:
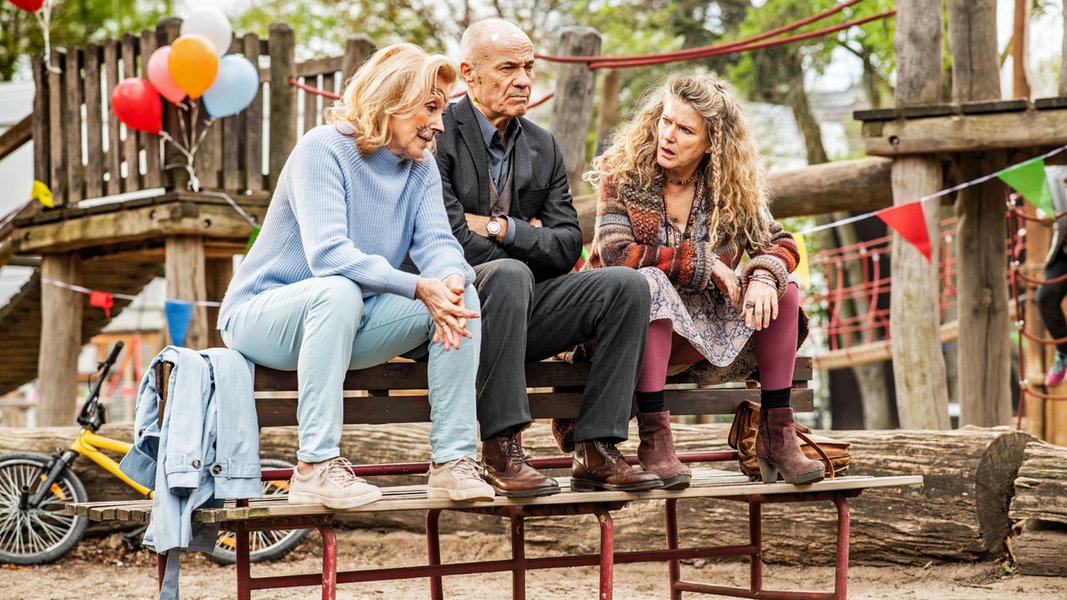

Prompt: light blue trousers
xmin=220 ymin=276 xmax=480 ymax=465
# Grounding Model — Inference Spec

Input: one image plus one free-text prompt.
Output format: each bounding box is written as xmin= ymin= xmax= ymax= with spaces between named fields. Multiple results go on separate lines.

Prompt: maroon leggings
xmin=636 ymin=283 xmax=800 ymax=392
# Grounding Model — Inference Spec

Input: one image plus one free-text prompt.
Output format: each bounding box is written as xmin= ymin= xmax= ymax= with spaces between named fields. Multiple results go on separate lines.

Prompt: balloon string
xmin=161 ymin=131 xmax=201 ymax=193
xmin=37 ymin=1 xmax=60 ymax=74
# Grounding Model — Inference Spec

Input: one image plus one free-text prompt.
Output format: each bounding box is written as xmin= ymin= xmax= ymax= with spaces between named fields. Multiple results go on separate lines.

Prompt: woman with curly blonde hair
xmin=584 ymin=73 xmax=823 ymax=486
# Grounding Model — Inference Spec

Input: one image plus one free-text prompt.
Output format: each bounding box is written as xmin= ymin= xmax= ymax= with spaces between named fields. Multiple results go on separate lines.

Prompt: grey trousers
xmin=473 ymin=259 xmax=651 ymax=443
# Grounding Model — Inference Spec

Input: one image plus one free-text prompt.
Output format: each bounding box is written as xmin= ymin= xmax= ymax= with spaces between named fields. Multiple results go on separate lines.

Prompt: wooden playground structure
xmin=0 ymin=4 xmax=1065 ymax=447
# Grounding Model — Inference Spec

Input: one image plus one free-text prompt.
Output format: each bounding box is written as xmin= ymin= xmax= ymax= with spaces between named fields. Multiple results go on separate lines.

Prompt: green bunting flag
xmin=244 ymin=225 xmax=261 ymax=254
xmin=999 ymin=157 xmax=1054 ymax=216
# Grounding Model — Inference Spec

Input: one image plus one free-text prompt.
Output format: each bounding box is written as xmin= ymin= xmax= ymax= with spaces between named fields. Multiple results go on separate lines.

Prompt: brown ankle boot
xmin=481 ymin=431 xmax=560 ymax=497
xmin=637 ymin=411 xmax=691 ymax=489
xmin=571 ymin=440 xmax=663 ymax=492
xmin=754 ymin=407 xmax=824 ymax=485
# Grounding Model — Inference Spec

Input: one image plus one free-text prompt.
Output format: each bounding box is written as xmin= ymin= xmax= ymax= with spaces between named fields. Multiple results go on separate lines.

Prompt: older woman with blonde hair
xmin=585 ymin=73 xmax=823 ymax=485
xmin=218 ymin=43 xmax=494 ymax=508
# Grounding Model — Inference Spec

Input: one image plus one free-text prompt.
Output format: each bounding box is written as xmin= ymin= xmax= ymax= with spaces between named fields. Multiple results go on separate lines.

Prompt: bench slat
xmin=66 ymin=470 xmax=923 ymax=523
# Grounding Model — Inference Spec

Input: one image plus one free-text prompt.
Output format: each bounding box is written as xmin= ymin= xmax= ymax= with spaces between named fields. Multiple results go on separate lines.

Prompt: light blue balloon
xmin=202 ymin=54 xmax=259 ymax=119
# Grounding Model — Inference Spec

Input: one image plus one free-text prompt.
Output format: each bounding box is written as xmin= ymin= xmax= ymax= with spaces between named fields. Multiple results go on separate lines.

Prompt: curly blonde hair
xmin=324 ymin=43 xmax=456 ymax=157
xmin=587 ymin=73 xmax=772 ymax=248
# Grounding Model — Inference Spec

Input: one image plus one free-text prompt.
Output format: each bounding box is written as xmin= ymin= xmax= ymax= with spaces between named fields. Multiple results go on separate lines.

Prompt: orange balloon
xmin=167 ymin=34 xmax=219 ymax=99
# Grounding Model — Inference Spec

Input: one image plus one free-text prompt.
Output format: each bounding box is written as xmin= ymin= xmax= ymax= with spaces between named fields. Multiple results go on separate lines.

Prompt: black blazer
xmin=434 ymin=96 xmax=582 ymax=282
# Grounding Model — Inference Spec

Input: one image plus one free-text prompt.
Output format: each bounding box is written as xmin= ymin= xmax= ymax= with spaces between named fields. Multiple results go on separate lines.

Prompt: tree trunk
xmin=948 ymin=0 xmax=1011 ymax=427
xmin=890 ymin=0 xmax=950 ymax=429
xmin=890 ymin=157 xmax=951 ymax=429
xmin=1009 ymin=441 xmax=1067 ymax=575
xmin=549 ymin=27 xmax=600 ymax=197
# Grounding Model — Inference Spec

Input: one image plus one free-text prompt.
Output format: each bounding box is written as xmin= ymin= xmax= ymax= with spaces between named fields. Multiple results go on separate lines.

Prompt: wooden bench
xmin=67 ymin=357 xmax=922 ymax=600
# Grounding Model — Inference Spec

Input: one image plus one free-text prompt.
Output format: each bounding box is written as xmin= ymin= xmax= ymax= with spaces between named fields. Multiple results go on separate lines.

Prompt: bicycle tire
xmin=0 ymin=451 xmax=89 ymax=565
xmin=208 ymin=458 xmax=310 ymax=564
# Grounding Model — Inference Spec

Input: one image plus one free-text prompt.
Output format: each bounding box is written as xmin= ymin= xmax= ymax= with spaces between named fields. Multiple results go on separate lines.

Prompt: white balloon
xmin=180 ymin=8 xmax=233 ymax=56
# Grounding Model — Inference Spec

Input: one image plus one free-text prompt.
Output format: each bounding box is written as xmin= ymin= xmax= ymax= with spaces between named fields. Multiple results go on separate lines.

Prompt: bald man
xmin=433 ymin=19 xmax=661 ymax=496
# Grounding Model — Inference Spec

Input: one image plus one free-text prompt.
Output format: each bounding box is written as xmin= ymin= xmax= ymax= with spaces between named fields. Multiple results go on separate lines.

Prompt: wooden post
xmin=549 ymin=27 xmax=600 ymax=196
xmin=156 ymin=18 xmax=184 ymax=191
xmin=948 ymin=0 xmax=1012 ymax=427
xmin=341 ymin=35 xmax=376 ymax=83
xmin=269 ymin=23 xmax=296 ymax=190
xmin=37 ymin=253 xmax=83 ymax=426
xmin=165 ymin=236 xmax=209 ymax=350
xmin=1012 ymin=0 xmax=1031 ymax=100
xmin=595 ymin=68 xmax=619 ymax=154
xmin=889 ymin=0 xmax=951 ymax=429
xmin=205 ymin=257 xmax=233 ymax=349
xmin=1061 ymin=4 xmax=1067 ymax=97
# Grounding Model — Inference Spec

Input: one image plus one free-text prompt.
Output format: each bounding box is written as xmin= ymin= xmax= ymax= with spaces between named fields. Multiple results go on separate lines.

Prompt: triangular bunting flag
xmin=792 ymin=233 xmax=810 ymax=290
xmin=164 ymin=300 xmax=195 ymax=347
xmin=999 ymin=157 xmax=1054 ymax=216
xmin=31 ymin=180 xmax=53 ymax=208
xmin=876 ymin=202 xmax=932 ymax=262
xmin=88 ymin=290 xmax=114 ymax=318
xmin=244 ymin=225 xmax=261 ymax=254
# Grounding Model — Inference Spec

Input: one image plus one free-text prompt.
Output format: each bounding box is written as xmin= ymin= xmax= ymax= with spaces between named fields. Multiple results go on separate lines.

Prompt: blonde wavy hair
xmin=587 ymin=73 xmax=772 ymax=248
xmin=324 ymin=43 xmax=456 ymax=157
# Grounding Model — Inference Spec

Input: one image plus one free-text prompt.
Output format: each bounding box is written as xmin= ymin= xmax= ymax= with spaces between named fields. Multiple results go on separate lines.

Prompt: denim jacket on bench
xmin=120 ymin=345 xmax=262 ymax=554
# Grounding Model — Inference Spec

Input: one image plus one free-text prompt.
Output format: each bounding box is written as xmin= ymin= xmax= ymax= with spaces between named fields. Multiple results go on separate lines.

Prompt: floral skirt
xmin=639 ymin=267 xmax=758 ymax=385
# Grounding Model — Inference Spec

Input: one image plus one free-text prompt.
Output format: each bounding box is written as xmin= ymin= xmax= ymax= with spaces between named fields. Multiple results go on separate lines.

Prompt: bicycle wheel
xmin=209 ymin=458 xmax=310 ymax=564
xmin=0 ymin=451 xmax=89 ymax=565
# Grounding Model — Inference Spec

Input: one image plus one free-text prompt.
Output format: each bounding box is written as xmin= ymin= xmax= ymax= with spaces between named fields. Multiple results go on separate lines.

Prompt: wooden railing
xmin=29 ymin=19 xmax=376 ymax=208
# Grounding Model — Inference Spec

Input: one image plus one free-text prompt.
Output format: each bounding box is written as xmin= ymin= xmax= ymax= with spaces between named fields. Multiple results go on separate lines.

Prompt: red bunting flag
xmin=876 ymin=202 xmax=932 ymax=262
xmin=89 ymin=290 xmax=114 ymax=318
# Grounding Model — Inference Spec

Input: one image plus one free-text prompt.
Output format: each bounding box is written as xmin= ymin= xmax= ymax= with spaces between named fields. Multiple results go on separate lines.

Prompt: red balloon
xmin=8 ymin=0 xmax=45 ymax=12
xmin=111 ymin=78 xmax=162 ymax=135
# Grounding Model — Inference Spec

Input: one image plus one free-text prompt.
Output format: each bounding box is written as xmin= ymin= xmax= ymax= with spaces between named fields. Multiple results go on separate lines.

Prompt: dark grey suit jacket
xmin=434 ymin=96 xmax=582 ymax=282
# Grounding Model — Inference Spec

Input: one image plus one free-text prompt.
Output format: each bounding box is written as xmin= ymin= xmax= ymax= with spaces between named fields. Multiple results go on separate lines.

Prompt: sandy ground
xmin=3 ymin=526 xmax=1066 ymax=599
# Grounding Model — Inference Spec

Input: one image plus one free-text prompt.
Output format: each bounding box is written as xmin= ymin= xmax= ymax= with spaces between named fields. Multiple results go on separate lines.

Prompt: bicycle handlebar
xmin=77 ymin=341 xmax=124 ymax=430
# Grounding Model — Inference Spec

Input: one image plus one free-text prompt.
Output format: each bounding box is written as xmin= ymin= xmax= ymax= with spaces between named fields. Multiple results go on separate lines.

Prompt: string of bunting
xmin=793 ymin=143 xmax=1067 ymax=269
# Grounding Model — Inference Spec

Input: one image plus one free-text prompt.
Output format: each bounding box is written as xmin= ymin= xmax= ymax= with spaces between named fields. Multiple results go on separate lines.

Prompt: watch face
xmin=487 ymin=218 xmax=501 ymax=236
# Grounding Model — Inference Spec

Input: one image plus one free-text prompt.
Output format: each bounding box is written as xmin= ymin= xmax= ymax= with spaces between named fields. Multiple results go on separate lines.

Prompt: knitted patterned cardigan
xmin=585 ymin=172 xmax=799 ymax=298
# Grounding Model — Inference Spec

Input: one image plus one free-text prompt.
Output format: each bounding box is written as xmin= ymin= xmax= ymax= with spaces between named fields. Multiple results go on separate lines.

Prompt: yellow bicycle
xmin=0 ymin=341 xmax=308 ymax=565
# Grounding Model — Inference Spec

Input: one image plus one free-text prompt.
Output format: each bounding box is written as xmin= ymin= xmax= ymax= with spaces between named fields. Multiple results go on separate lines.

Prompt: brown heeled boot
xmin=754 ymin=407 xmax=824 ymax=485
xmin=571 ymin=440 xmax=663 ymax=492
xmin=637 ymin=411 xmax=691 ymax=489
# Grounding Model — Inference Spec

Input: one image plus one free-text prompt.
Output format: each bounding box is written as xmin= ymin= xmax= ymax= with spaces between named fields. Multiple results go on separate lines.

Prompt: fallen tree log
xmin=274 ymin=422 xmax=1034 ymax=566
xmin=573 ymin=157 xmax=893 ymax=243
xmin=1 ymin=422 xmax=1035 ymax=566
xmin=1009 ymin=441 xmax=1067 ymax=576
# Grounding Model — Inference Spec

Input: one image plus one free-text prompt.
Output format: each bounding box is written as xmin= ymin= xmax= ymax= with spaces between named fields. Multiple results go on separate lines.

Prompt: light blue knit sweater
xmin=218 ymin=124 xmax=475 ymax=330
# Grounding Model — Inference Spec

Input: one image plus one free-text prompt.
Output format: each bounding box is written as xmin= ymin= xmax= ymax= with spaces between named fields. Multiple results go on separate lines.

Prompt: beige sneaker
xmin=288 ymin=456 xmax=382 ymax=509
xmin=427 ymin=456 xmax=495 ymax=501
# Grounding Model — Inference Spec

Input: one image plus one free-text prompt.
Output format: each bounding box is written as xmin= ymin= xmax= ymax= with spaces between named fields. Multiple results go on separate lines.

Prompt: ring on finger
xmin=744 ymin=300 xmax=755 ymax=309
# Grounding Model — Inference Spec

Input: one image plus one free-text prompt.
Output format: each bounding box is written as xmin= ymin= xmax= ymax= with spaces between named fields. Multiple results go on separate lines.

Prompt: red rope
xmin=290 ymin=77 xmax=340 ymax=100
xmin=537 ymin=0 xmax=865 ymax=64
xmin=291 ymin=79 xmax=556 ymax=110
xmin=588 ymin=11 xmax=894 ymax=70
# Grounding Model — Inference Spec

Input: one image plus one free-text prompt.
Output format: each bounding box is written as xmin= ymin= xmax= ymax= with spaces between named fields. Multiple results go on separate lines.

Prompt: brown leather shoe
xmin=571 ymin=440 xmax=663 ymax=492
xmin=550 ymin=417 xmax=576 ymax=453
xmin=480 ymin=431 xmax=561 ymax=497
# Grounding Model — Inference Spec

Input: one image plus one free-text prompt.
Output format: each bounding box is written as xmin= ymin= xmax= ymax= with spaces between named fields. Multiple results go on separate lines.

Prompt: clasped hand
xmin=710 ymin=262 xmax=777 ymax=331
xmin=415 ymin=274 xmax=479 ymax=351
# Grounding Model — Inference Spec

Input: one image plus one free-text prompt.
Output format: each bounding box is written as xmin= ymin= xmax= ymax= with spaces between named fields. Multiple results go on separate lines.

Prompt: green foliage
xmin=1 ymin=0 xmax=174 ymax=81
xmin=726 ymin=0 xmax=895 ymax=107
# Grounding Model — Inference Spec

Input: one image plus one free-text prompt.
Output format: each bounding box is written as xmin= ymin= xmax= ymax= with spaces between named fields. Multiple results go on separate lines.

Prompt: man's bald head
xmin=460 ymin=18 xmax=532 ymax=68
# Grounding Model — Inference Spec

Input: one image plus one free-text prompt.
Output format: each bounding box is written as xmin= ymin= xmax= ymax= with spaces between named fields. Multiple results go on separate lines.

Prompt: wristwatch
xmin=486 ymin=216 xmax=502 ymax=239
